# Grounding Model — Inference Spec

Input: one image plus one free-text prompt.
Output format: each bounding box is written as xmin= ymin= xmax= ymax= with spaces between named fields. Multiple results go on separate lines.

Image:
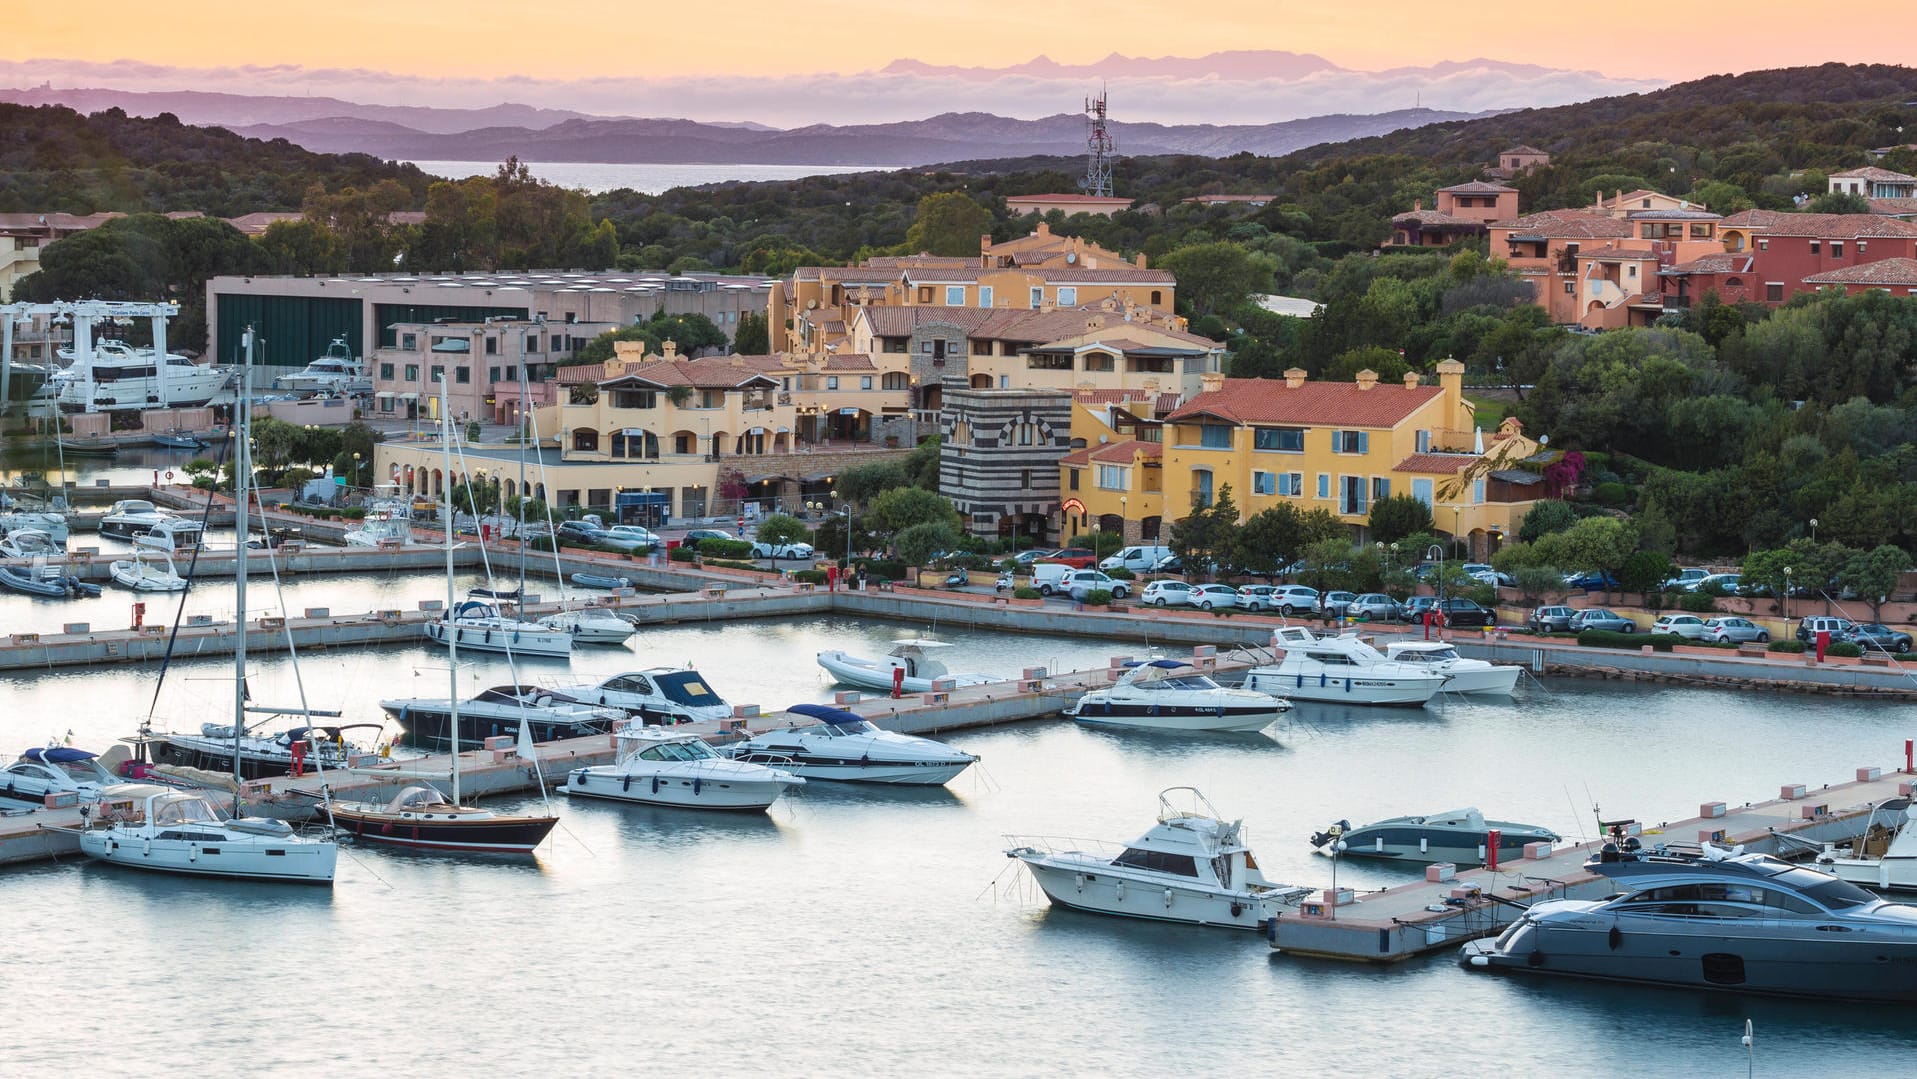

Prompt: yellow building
xmin=1124 ymin=361 xmax=1544 ymax=556
xmin=1058 ymin=390 xmax=1172 ymax=542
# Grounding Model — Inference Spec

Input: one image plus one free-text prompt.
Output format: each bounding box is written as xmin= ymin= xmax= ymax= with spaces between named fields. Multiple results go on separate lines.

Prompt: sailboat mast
xmin=232 ymin=326 xmax=253 ymax=812
xmin=441 ymin=375 xmax=460 ymax=805
xmin=517 ymin=327 xmax=528 ymax=600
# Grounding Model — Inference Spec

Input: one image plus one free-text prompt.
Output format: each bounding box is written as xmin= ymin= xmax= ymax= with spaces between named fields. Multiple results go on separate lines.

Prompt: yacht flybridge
xmin=1244 ymin=627 xmax=1449 ymax=707
xmin=1067 ymin=659 xmax=1290 ymax=733
xmin=274 ymin=337 xmax=370 ymax=396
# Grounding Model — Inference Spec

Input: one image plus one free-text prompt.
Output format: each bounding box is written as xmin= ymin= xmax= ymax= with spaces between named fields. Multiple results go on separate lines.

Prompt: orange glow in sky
xmin=10 ymin=0 xmax=1906 ymax=82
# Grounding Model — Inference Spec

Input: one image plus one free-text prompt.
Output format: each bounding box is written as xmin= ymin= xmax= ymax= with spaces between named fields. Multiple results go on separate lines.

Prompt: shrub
xmin=1013 ymin=586 xmax=1042 ymax=600
xmin=1579 ymin=630 xmax=1684 ymax=651
xmin=1593 ymin=481 xmax=1633 ymax=506
xmin=697 ymin=537 xmax=754 ymax=558
xmin=340 ymin=507 xmax=366 ymax=520
xmin=527 ymin=536 xmax=558 ymax=553
xmin=668 ymin=545 xmax=698 ymax=563
xmin=1080 ymin=588 xmax=1114 ymax=607
xmin=1767 ymin=640 xmax=1807 ymax=653
xmin=792 ymin=569 xmax=828 ymax=585
xmin=1827 ymin=641 xmax=1863 ymax=658
xmin=705 ymin=558 xmax=762 ymax=572
xmin=1678 ymin=591 xmax=1717 ymax=613
xmin=857 ymin=558 xmax=907 ymax=581
xmin=1106 ymin=567 xmax=1136 ymax=580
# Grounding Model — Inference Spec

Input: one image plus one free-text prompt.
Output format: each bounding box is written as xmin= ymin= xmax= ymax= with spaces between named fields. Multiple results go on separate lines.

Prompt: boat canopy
xmin=23 ymin=746 xmax=97 ymax=763
xmin=1122 ymin=659 xmax=1191 ymax=670
xmin=787 ymin=703 xmax=866 ymax=726
xmin=652 ymin=669 xmax=722 ymax=706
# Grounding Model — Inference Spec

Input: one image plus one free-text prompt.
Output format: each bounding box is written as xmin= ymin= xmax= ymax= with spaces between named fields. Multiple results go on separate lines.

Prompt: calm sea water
xmin=406 ymin=160 xmax=891 ymax=194
xmin=3 ymin=607 xmax=1916 ymax=1076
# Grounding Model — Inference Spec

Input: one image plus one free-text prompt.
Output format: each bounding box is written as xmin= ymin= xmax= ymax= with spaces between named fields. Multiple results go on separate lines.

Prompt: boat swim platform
xmin=1268 ymin=762 xmax=1917 ymax=964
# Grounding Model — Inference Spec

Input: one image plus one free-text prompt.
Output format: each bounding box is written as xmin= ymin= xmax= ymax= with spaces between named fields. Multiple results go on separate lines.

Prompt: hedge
xmin=1106 ymin=567 xmax=1136 ymax=580
xmin=697 ymin=537 xmax=754 ymax=558
xmin=1827 ymin=641 xmax=1863 ymax=658
xmin=668 ymin=545 xmax=698 ymax=563
xmin=705 ymin=558 xmax=763 ymax=572
xmin=1678 ymin=592 xmax=1717 ymax=613
xmin=792 ymin=569 xmax=828 ymax=585
xmin=1767 ymin=640 xmax=1807 ymax=653
xmin=1578 ymin=630 xmax=1684 ymax=651
xmin=1013 ymin=586 xmax=1042 ymax=600
xmin=1080 ymin=589 xmax=1114 ymax=606
xmin=856 ymin=558 xmax=907 ymax=581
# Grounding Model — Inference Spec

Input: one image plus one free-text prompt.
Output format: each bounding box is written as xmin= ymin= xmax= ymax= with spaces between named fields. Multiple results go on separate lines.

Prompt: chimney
xmin=1200 ymin=371 xmax=1226 ymax=394
xmin=1134 ymin=252 xmax=1148 ymax=269
xmin=1035 ymin=222 xmax=1051 ymax=237
xmin=980 ymin=232 xmax=992 ymax=267
xmin=1283 ymin=367 xmax=1307 ymax=389
xmin=1354 ymin=368 xmax=1379 ymax=390
xmin=1436 ymin=358 xmax=1465 ymax=421
xmin=662 ymin=339 xmax=679 ymax=361
xmin=1402 ymin=370 xmax=1421 ymax=389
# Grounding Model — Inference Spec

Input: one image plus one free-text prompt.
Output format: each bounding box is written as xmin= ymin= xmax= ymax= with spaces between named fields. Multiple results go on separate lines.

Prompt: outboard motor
xmin=1309 ymin=819 xmax=1352 ymax=849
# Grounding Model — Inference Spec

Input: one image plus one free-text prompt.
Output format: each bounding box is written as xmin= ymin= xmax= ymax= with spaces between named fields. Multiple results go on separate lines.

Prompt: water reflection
xmin=565 ymin=797 xmax=787 ymax=848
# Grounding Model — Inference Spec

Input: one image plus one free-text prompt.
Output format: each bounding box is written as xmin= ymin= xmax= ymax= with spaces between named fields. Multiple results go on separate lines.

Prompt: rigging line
xmin=523 ymin=408 xmax=572 ymax=608
xmin=248 ymin=477 xmax=316 ymax=734
xmin=144 ymin=429 xmax=235 ymax=724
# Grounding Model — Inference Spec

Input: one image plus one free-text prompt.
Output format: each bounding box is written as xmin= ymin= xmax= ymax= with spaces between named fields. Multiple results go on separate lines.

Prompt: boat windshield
xmin=152 ymin=794 xmax=225 ymax=825
xmin=1138 ymin=675 xmax=1223 ymax=691
xmin=653 ymin=670 xmax=721 ymax=706
xmin=1399 ymin=647 xmax=1459 ymax=663
xmin=1776 ymin=868 xmax=1878 ymax=910
xmin=1111 ymin=847 xmax=1200 ymax=877
xmin=637 ymin=740 xmax=718 ymax=762
xmin=1303 ymin=651 xmax=1356 ymax=665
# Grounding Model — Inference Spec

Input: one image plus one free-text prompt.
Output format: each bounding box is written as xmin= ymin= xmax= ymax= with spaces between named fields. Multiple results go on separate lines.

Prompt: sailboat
xmin=322 ymin=375 xmax=559 ymax=854
xmin=77 ymin=327 xmax=339 ymax=884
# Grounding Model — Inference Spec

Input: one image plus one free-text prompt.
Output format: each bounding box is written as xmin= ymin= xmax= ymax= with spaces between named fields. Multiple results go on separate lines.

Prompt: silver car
xmin=1347 ymin=594 xmax=1404 ymax=621
xmin=1188 ymin=584 xmax=1240 ymax=610
xmin=1569 ymin=608 xmax=1635 ymax=633
xmin=1703 ymin=616 xmax=1769 ymax=643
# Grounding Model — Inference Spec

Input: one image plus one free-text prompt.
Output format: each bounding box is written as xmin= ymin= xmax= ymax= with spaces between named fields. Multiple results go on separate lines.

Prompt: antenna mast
xmin=1081 ymin=89 xmax=1115 ymax=199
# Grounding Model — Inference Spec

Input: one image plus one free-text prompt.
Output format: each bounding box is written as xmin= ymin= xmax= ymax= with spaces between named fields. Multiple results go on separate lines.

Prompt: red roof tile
xmin=1493 ymin=209 xmax=1634 ymax=239
xmin=1393 ymin=453 xmax=1476 ymax=474
xmin=1715 ymin=210 xmax=1917 ymax=239
xmin=1167 ymin=378 xmax=1440 ymax=428
xmin=1437 ymin=181 xmax=1516 ymax=195
xmin=1830 ymin=166 xmax=1917 ymax=183
xmin=1802 ymin=257 xmax=1917 ymax=286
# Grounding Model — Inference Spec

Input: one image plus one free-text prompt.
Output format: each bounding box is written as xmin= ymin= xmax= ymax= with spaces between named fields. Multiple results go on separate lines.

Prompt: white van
xmin=1031 ymin=563 xmax=1075 ymax=594
xmin=1100 ymin=545 xmax=1173 ymax=573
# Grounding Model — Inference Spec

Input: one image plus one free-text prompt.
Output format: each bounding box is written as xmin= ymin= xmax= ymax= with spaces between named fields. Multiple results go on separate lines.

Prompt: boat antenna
xmin=440 ymin=374 xmax=461 ymax=807
xmin=230 ymin=324 xmax=255 ymax=817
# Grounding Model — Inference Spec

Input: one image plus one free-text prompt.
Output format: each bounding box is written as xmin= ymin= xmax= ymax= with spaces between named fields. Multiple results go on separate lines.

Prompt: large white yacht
xmin=1381 ymin=640 xmax=1521 ymax=695
xmin=560 ymin=727 xmax=803 ymax=811
xmin=51 ymin=341 xmax=228 ymax=412
xmin=537 ymin=606 xmax=636 ymax=645
xmin=425 ymin=598 xmax=573 ymax=658
xmin=727 ymin=704 xmax=978 ymax=785
xmin=98 ymin=499 xmax=177 ymax=539
xmin=77 ymin=784 xmax=336 ymax=884
xmin=817 ymin=638 xmax=997 ymax=694
xmin=274 ymin=337 xmax=371 ymax=396
xmin=553 ymin=668 xmax=734 ymax=725
xmin=382 ymin=684 xmax=625 ymax=750
xmin=1067 ymin=659 xmax=1290 ymax=733
xmin=1006 ymin=787 xmax=1311 ymax=929
xmin=1243 ymin=627 xmax=1449 ymax=707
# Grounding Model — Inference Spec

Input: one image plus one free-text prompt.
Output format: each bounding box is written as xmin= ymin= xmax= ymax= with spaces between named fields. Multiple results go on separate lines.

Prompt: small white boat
xmin=342 ymin=486 xmax=413 ymax=547
xmin=132 ymin=516 xmax=205 ymax=553
xmin=560 ymin=727 xmax=803 ymax=811
xmin=1243 ymin=627 xmax=1449 ymax=707
xmin=552 ymin=668 xmax=734 ymax=724
xmin=1067 ymin=659 xmax=1290 ymax=733
xmin=537 ymin=606 xmax=636 ymax=645
xmin=0 ymin=745 xmax=124 ymax=804
xmin=727 ymin=704 xmax=978 ymax=785
xmin=1312 ymin=808 xmax=1560 ymax=865
xmin=0 ymin=528 xmax=62 ymax=559
xmin=77 ymin=783 xmax=336 ymax=883
xmin=817 ymin=638 xmax=997 ymax=694
xmin=1381 ymin=640 xmax=1521 ymax=695
xmin=274 ymin=337 xmax=371 ymax=396
xmin=109 ymin=549 xmax=188 ymax=592
xmin=0 ymin=509 xmax=69 ymax=546
xmin=1005 ymin=787 xmax=1311 ymax=929
xmin=424 ymin=599 xmax=573 ymax=658
xmin=1818 ymin=797 xmax=1917 ymax=891
xmin=99 ymin=499 xmax=176 ymax=539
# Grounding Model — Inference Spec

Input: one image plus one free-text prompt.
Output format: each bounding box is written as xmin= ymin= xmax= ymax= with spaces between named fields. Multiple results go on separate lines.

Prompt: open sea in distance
xmin=406 ymin=160 xmax=893 ymax=194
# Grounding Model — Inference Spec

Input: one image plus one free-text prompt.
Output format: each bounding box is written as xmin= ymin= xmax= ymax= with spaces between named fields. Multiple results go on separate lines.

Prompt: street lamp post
xmin=1809 ymin=517 xmax=1819 ymax=543
xmin=807 ymin=495 xmax=854 ymax=568
xmin=1784 ymin=566 xmax=1793 ymax=627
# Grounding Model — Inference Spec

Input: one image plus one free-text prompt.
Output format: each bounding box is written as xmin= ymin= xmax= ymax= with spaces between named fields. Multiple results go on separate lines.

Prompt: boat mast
xmin=517 ymin=323 xmax=528 ymax=601
xmin=441 ymin=374 xmax=460 ymax=806
xmin=232 ymin=325 xmax=253 ymax=814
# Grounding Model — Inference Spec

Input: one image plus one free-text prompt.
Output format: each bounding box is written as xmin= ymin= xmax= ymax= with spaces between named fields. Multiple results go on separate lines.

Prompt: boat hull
xmin=1336 ymin=830 xmax=1551 ymax=866
xmin=1435 ymin=665 xmax=1522 ymax=695
xmin=78 ymin=829 xmax=336 ymax=883
xmin=561 ymin=767 xmax=790 ymax=810
xmin=731 ymin=753 xmax=972 ymax=785
xmin=1069 ymin=702 xmax=1286 ymax=733
xmin=1461 ymin=915 xmax=1917 ymax=1002
xmin=425 ymin=619 xmax=572 ymax=657
xmin=149 ymin=739 xmax=350 ymax=781
xmin=383 ymin=701 xmax=614 ymax=751
xmin=326 ymin=806 xmax=558 ymax=853
xmin=1818 ymin=855 xmax=1917 ymax=892
xmin=1245 ymin=670 xmax=1441 ymax=706
xmin=816 ymin=651 xmax=994 ymax=694
xmin=1014 ymin=854 xmax=1283 ymax=930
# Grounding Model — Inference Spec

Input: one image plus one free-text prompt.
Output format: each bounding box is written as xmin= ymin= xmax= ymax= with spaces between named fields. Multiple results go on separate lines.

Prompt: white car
xmin=598 ymin=525 xmax=661 ymax=552
xmin=1188 ymin=584 xmax=1239 ymax=610
xmin=1237 ymin=585 xmax=1278 ymax=611
xmin=1268 ymin=585 xmax=1321 ymax=616
xmin=1662 ymin=567 xmax=1709 ymax=590
xmin=751 ymin=540 xmax=815 ymax=559
xmin=1651 ymin=614 xmax=1709 ymax=640
xmin=1141 ymin=581 xmax=1195 ymax=607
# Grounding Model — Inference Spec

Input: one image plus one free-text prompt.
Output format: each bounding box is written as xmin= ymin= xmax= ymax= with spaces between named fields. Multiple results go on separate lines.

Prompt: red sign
xmin=1061 ymin=498 xmax=1086 ymax=514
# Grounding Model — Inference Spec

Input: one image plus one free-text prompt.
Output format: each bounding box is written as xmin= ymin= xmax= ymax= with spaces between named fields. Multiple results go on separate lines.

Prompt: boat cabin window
xmin=1111 ymin=847 xmax=1200 ymax=877
xmin=1779 ymin=870 xmax=1876 ymax=910
xmin=1304 ymin=652 xmax=1355 ymax=665
xmin=152 ymin=796 xmax=224 ymax=825
xmin=1137 ymin=675 xmax=1222 ymax=691
xmin=608 ymin=675 xmax=655 ymax=695
xmin=1615 ymin=883 xmax=1821 ymax=916
xmin=1400 ymin=647 xmax=1458 ymax=663
xmin=636 ymin=740 xmax=718 ymax=762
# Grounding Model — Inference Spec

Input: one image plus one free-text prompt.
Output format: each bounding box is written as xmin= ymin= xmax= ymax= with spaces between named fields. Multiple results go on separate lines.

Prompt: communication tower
xmin=1081 ymin=90 xmax=1115 ymax=199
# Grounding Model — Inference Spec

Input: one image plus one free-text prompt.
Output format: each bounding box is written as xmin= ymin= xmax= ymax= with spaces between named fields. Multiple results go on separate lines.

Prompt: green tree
xmin=1618 ymin=550 xmax=1674 ymax=595
xmin=733 ymin=311 xmax=770 ymax=355
xmin=1517 ymin=500 xmax=1578 ymax=543
xmin=1302 ymin=537 xmax=1353 ymax=596
xmin=1513 ymin=564 xmax=1565 ymax=605
xmin=894 ymin=520 xmax=962 ymax=567
xmin=1533 ymin=517 xmax=1635 ymax=590
xmin=1807 ymin=190 xmax=1871 ymax=214
xmin=450 ymin=480 xmax=498 ymax=517
xmin=1159 ymin=242 xmax=1267 ymax=317
xmin=754 ymin=512 xmax=812 ymax=555
xmin=1367 ymin=494 xmax=1434 ymax=544
xmin=1840 ymin=544 xmax=1912 ymax=621
xmin=866 ymin=486 xmax=961 ymax=540
xmin=904 ymin=192 xmax=993 ymax=257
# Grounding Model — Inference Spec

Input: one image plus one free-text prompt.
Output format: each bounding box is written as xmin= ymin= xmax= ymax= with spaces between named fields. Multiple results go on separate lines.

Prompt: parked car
xmin=1100 ymin=545 xmax=1173 ymax=573
xmin=1402 ymin=596 xmax=1441 ymax=622
xmin=1470 ymin=569 xmax=1514 ymax=588
xmin=1437 ymin=598 xmax=1496 ymax=628
xmin=1651 ymin=614 xmax=1710 ymax=640
xmin=751 ymin=540 xmax=815 ymax=559
xmin=1064 ymin=569 xmax=1130 ymax=600
xmin=1690 ymin=572 xmax=1742 ymax=595
xmin=1347 ymin=594 xmax=1404 ymax=622
xmin=556 ymin=520 xmax=607 ymax=545
xmin=682 ymin=528 xmax=732 ymax=544
xmin=1188 ymin=584 xmax=1239 ymax=610
xmin=1703 ymin=616 xmax=1769 ymax=644
xmin=1847 ymin=623 xmax=1914 ymax=653
xmin=598 ymin=525 xmax=660 ymax=552
xmin=1460 ymin=563 xmax=1494 ymax=579
xmin=1562 ymin=570 xmax=1620 ymax=591
xmin=1047 ymin=548 xmax=1100 ymax=569
xmin=519 ymin=522 xmax=554 ymax=541
xmin=1570 ymin=608 xmax=1635 ymax=633
xmin=1237 ymin=585 xmax=1278 ymax=611
xmin=1013 ymin=548 xmax=1058 ymax=566
xmin=1141 ymin=581 xmax=1195 ymax=607
xmin=1529 ymin=606 xmax=1578 ymax=633
xmin=1321 ymin=591 xmax=1358 ymax=617
xmin=1269 ymin=585 xmax=1322 ymax=616
xmin=1796 ymin=616 xmax=1858 ymax=645
xmin=1662 ymin=567 xmax=1709 ymax=590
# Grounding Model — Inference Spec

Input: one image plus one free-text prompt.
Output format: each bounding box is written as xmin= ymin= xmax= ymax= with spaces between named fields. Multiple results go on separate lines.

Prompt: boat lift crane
xmin=1 ymin=299 xmax=182 ymax=414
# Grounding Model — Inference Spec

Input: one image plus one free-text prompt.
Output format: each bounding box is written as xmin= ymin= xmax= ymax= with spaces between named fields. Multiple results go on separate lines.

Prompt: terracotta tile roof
xmin=1393 ymin=453 xmax=1476 ymax=474
xmin=822 ymin=353 xmax=876 ymax=370
xmin=1005 ymin=193 xmax=1134 ymax=206
xmin=1090 ymin=440 xmax=1162 ymax=463
xmin=1392 ymin=209 xmax=1477 ymax=228
xmin=555 ymin=362 xmax=604 ymax=385
xmin=900 ymin=265 xmax=1173 ymax=284
xmin=1060 ymin=447 xmax=1094 ymax=467
xmin=857 ymin=306 xmax=1206 ymax=346
xmin=1437 ymin=181 xmax=1516 ymax=195
xmin=1495 ymin=209 xmax=1634 ymax=239
xmin=1802 ymin=257 xmax=1917 ymax=286
xmin=0 ymin=211 xmax=123 ymax=232
xmin=1661 ymin=254 xmax=1754 ymax=275
xmin=1830 ymin=166 xmax=1917 ymax=183
xmin=1167 ymin=378 xmax=1440 ymax=428
xmin=1500 ymin=145 xmax=1548 ymax=156
xmin=600 ymin=358 xmax=781 ymax=390
xmin=731 ymin=355 xmax=794 ymax=372
xmin=1182 ymin=194 xmax=1277 ymax=204
xmin=1715 ymin=210 xmax=1917 ymax=238
xmin=1867 ymin=198 xmax=1917 ymax=217
xmin=1626 ymin=208 xmax=1721 ymax=221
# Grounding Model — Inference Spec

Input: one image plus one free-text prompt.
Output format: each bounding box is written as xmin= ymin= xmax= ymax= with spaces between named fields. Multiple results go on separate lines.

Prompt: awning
xmin=374 ymin=391 xmax=397 ymax=399
xmin=397 ymin=392 xmax=420 ymax=401
xmin=802 ymin=470 xmax=837 ymax=482
xmin=743 ymin=472 xmax=792 ymax=484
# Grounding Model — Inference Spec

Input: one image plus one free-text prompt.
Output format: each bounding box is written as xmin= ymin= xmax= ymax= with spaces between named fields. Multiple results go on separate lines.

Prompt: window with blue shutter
xmin=1412 ymin=478 xmax=1433 ymax=506
xmin=1316 ymin=473 xmax=1329 ymax=499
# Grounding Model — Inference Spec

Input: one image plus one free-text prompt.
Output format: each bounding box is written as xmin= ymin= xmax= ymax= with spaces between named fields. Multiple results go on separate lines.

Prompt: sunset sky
xmin=9 ymin=0 xmax=1902 ymax=82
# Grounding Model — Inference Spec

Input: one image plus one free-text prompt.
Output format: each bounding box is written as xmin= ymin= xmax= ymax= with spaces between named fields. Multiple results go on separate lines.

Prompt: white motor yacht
xmin=342 ymin=486 xmax=413 ymax=547
xmin=0 ymin=509 xmax=69 ymax=546
xmin=817 ymin=638 xmax=997 ymax=694
xmin=537 ymin=606 xmax=636 ymax=645
xmin=52 ymin=342 xmax=229 ymax=412
xmin=274 ymin=337 xmax=371 ymax=396
xmin=425 ymin=599 xmax=572 ymax=658
xmin=132 ymin=516 xmax=205 ymax=553
xmin=1243 ymin=627 xmax=1449 ymax=706
xmin=727 ymin=704 xmax=978 ymax=785
xmin=554 ymin=668 xmax=734 ymax=725
xmin=0 ymin=528 xmax=63 ymax=559
xmin=1005 ymin=787 xmax=1312 ymax=929
xmin=1818 ymin=797 xmax=1917 ymax=892
xmin=1311 ymin=808 xmax=1560 ymax=865
xmin=560 ymin=727 xmax=803 ymax=811
xmin=144 ymin=721 xmax=379 ymax=780
xmin=1381 ymin=640 xmax=1521 ymax=695
xmin=109 ymin=549 xmax=188 ymax=592
xmin=1 ymin=745 xmax=125 ymax=804
xmin=1067 ymin=659 xmax=1290 ymax=733
xmin=77 ymin=783 xmax=336 ymax=883
xmin=99 ymin=499 xmax=177 ymax=539
xmin=382 ymin=684 xmax=625 ymax=750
